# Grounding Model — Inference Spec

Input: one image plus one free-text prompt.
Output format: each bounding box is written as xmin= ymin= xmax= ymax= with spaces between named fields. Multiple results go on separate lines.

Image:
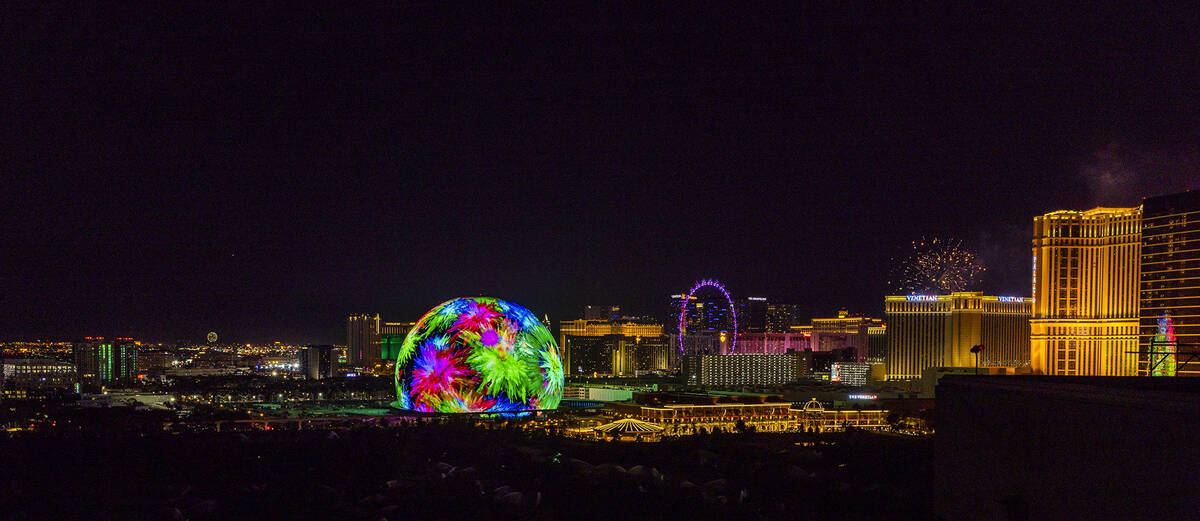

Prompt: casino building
xmin=605 ymin=393 xmax=886 ymax=435
xmin=560 ymin=319 xmax=673 ymax=375
xmin=682 ymin=352 xmax=810 ymax=386
xmin=1030 ymin=206 xmax=1142 ymax=375
xmin=810 ymin=310 xmax=884 ymax=362
xmin=885 ymin=292 xmax=1031 ymax=380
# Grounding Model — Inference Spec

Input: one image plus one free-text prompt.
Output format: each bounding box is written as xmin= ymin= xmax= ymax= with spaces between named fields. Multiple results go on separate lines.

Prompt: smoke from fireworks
xmin=889 ymin=237 xmax=986 ymax=295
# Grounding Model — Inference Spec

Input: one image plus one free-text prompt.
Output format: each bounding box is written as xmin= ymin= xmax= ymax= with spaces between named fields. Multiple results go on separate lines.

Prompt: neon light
xmin=394 ymin=297 xmax=563 ymax=413
xmin=905 ymin=295 xmax=939 ymax=302
xmin=848 ymin=394 xmax=877 ymax=400
xmin=677 ymin=279 xmax=739 ymax=354
xmin=997 ymin=296 xmax=1024 ymax=302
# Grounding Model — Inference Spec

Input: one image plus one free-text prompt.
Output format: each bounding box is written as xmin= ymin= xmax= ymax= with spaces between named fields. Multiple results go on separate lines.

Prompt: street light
xmin=970 ymin=345 xmax=984 ymax=375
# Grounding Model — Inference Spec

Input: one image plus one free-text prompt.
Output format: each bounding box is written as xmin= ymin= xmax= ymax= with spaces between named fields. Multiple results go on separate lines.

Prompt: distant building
xmin=256 ymin=355 xmax=298 ymax=373
xmin=867 ymin=325 xmax=888 ymax=363
xmin=347 ymin=314 xmax=380 ymax=365
xmin=810 ymin=310 xmax=884 ymax=362
xmin=765 ymin=303 xmax=802 ymax=333
xmin=668 ymin=292 xmax=733 ymax=335
xmin=300 ymin=345 xmax=335 ymax=380
xmin=606 ymin=393 xmax=886 ymax=435
xmin=379 ymin=321 xmax=415 ymax=361
xmin=667 ymin=294 xmax=702 ymax=334
xmin=810 ymin=347 xmax=858 ymax=373
xmin=583 ymin=305 xmax=622 ymax=321
xmin=1139 ymin=189 xmax=1200 ymax=376
xmin=562 ymin=386 xmax=637 ymax=402
xmin=736 ymin=297 xmax=768 ymax=333
xmin=735 ymin=332 xmax=810 ymax=354
xmin=885 ymin=293 xmax=1031 ymax=380
xmin=682 ymin=353 xmax=810 ymax=386
xmin=1 ymin=358 xmax=76 ymax=399
xmin=562 ymin=334 xmax=673 ymax=376
xmin=830 ymin=362 xmax=870 ymax=386
xmin=674 ymin=333 xmax=726 ymax=357
xmin=73 ymin=337 xmax=138 ymax=385
xmin=560 ymin=319 xmax=672 ymax=375
xmin=138 ymin=350 xmax=176 ymax=373
xmin=1031 ymin=206 xmax=1142 ymax=375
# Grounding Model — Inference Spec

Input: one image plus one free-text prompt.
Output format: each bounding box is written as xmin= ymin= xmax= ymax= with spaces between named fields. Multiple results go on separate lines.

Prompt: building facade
xmin=830 ymin=362 xmax=870 ymax=386
xmin=736 ymin=297 xmax=768 ymax=333
xmin=583 ymin=305 xmax=622 ymax=321
xmin=885 ymin=293 xmax=1031 ymax=380
xmin=73 ymin=337 xmax=138 ymax=385
xmin=300 ymin=345 xmax=334 ymax=380
xmin=668 ymin=293 xmax=733 ymax=335
xmin=379 ymin=321 xmax=415 ymax=361
xmin=562 ymin=334 xmax=674 ymax=376
xmin=868 ymin=325 xmax=888 ymax=363
xmin=606 ymin=394 xmax=886 ymax=435
xmin=560 ymin=319 xmax=671 ymax=375
xmin=810 ymin=310 xmax=884 ymax=362
xmin=1031 ymin=207 xmax=1142 ymax=375
xmin=346 ymin=314 xmax=381 ymax=366
xmin=765 ymin=303 xmax=802 ymax=333
xmin=735 ymin=332 xmax=810 ymax=354
xmin=1 ymin=358 xmax=76 ymax=399
xmin=682 ymin=353 xmax=810 ymax=386
xmin=1139 ymin=190 xmax=1200 ymax=376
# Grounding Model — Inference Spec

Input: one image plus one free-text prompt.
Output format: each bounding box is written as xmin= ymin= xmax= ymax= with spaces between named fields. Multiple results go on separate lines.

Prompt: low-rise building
xmin=606 ymin=392 xmax=887 ymax=435
xmin=1 ymin=358 xmax=76 ymax=399
xmin=683 ymin=353 xmax=810 ymax=386
xmin=830 ymin=362 xmax=870 ymax=386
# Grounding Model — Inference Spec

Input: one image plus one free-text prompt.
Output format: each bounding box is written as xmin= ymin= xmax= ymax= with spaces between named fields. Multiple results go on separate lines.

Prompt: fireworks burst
xmin=889 ymin=237 xmax=986 ymax=294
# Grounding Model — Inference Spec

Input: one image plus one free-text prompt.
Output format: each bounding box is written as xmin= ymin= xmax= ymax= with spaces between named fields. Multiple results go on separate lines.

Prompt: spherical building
xmin=394 ymin=297 xmax=564 ymax=413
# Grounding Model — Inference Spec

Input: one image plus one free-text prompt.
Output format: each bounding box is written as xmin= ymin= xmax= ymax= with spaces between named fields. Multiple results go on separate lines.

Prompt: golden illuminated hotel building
xmin=559 ymin=319 xmax=671 ymax=376
xmin=885 ymin=292 xmax=1031 ymax=380
xmin=1031 ymin=207 xmax=1141 ymax=375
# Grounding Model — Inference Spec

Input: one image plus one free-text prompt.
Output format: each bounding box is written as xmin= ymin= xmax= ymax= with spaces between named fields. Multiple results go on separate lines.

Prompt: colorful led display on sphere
xmin=393 ymin=297 xmax=563 ymax=413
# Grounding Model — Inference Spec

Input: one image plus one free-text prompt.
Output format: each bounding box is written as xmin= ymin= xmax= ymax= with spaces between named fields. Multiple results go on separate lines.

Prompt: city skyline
xmin=8 ymin=6 xmax=1200 ymax=521
xmin=5 ymin=5 xmax=1200 ymax=344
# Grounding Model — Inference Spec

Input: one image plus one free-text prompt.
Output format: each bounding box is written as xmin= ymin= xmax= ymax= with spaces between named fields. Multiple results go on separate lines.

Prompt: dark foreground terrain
xmin=0 ymin=422 xmax=931 ymax=521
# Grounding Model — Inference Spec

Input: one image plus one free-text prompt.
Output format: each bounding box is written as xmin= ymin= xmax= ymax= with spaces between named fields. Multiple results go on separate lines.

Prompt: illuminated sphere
xmin=393 ymin=297 xmax=564 ymax=413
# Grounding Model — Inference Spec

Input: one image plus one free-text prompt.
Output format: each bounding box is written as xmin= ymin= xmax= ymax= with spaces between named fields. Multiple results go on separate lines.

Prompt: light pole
xmin=970 ymin=344 xmax=984 ymax=375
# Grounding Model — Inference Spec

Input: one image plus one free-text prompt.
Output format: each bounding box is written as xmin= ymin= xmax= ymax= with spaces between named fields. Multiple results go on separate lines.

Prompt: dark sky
xmin=4 ymin=5 xmax=1199 ymax=344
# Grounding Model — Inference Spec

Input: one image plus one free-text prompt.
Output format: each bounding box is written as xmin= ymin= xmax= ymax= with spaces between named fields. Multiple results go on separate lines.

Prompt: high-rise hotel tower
xmin=347 ymin=313 xmax=381 ymax=366
xmin=1139 ymin=190 xmax=1200 ymax=376
xmin=1030 ymin=207 xmax=1142 ymax=375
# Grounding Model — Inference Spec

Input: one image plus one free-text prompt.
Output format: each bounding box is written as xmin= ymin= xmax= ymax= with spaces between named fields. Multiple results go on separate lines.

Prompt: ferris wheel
xmin=676 ymin=279 xmax=738 ymax=354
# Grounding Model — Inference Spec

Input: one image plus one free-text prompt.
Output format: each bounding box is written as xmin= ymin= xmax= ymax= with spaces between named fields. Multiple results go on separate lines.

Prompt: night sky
xmin=4 ymin=5 xmax=1199 ymax=343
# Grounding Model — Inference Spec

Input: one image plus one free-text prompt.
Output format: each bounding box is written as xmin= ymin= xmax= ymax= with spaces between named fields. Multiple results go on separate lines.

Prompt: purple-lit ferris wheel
xmin=677 ymin=279 xmax=738 ymax=354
